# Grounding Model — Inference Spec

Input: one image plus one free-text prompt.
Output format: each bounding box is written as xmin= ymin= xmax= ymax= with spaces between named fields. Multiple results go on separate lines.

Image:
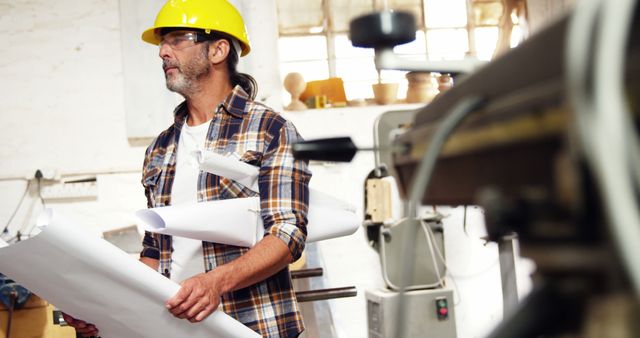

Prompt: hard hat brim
xmin=141 ymin=27 xmax=161 ymax=46
xmin=140 ymin=26 xmax=250 ymax=57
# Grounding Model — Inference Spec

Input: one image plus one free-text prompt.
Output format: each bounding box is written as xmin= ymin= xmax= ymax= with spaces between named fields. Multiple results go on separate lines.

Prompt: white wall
xmin=0 ymin=0 xmax=148 ymax=240
xmin=0 ymin=0 xmax=144 ymax=179
xmin=237 ymin=0 xmax=284 ymax=109
xmin=0 ymin=1 xmax=531 ymax=338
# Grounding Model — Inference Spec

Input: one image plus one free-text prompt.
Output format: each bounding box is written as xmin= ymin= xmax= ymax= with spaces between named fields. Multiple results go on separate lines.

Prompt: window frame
xmin=277 ymin=0 xmax=511 ymax=101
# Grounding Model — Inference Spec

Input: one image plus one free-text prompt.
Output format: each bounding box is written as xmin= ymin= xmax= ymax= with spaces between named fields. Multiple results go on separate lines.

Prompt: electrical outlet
xmin=29 ymin=168 xmax=59 ymax=181
xmin=40 ymin=177 xmax=98 ymax=200
xmin=39 ymin=169 xmax=59 ymax=180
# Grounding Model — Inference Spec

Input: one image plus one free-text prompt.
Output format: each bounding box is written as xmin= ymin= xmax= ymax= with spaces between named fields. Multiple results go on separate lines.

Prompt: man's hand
xmin=166 ymin=272 xmax=221 ymax=323
xmin=62 ymin=312 xmax=100 ymax=337
xmin=165 ymin=236 xmax=292 ymax=324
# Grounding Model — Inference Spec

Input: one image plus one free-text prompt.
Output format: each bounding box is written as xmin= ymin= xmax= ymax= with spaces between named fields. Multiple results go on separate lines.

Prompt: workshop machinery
xmin=293 ymin=0 xmax=640 ymax=337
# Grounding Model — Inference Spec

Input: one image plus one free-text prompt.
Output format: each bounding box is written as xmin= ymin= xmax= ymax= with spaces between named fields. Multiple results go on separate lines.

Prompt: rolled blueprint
xmin=0 ymin=209 xmax=259 ymax=338
xmin=195 ymin=150 xmax=259 ymax=191
xmin=138 ymin=197 xmax=263 ymax=247
xmin=137 ymin=193 xmax=360 ymax=247
xmin=135 ymin=150 xmax=361 ymax=247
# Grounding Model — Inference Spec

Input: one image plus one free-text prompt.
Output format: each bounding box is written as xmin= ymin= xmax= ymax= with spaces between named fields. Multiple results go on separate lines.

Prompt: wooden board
xmin=0 ymin=296 xmax=75 ymax=338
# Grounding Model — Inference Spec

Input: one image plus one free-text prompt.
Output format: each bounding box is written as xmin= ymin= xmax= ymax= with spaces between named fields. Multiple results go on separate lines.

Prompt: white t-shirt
xmin=170 ymin=120 xmax=210 ymax=283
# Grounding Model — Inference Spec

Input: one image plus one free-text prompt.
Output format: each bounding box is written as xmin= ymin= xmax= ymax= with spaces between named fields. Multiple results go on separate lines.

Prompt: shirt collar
xmin=218 ymin=85 xmax=249 ymax=118
xmin=173 ymin=85 xmax=248 ymax=124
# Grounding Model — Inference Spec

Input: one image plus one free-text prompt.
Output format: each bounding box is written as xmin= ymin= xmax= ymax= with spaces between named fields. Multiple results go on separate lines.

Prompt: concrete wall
xmin=0 ymin=0 xmax=147 ymax=241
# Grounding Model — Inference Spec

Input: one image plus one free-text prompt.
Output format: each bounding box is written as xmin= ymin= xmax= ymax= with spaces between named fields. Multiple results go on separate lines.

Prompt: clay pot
xmin=406 ymin=71 xmax=438 ymax=103
xmin=372 ymin=83 xmax=399 ymax=105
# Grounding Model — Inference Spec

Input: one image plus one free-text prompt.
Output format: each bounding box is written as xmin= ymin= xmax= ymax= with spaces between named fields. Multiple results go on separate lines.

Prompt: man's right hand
xmin=62 ymin=312 xmax=100 ymax=337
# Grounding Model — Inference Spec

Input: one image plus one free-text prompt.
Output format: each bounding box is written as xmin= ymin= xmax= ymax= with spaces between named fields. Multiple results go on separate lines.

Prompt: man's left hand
xmin=166 ymin=272 xmax=221 ymax=323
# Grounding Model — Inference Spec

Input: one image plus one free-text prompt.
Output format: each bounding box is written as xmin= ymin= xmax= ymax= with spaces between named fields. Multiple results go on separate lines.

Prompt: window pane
xmin=280 ymin=60 xmax=330 ymax=104
xmin=426 ymin=28 xmax=469 ymax=60
xmin=277 ymin=0 xmax=325 ymax=35
xmin=394 ymin=30 xmax=427 ymax=56
xmin=279 ymin=36 xmax=328 ymax=62
xmin=471 ymin=1 xmax=503 ymax=26
xmin=387 ymin=0 xmax=424 ymax=28
xmin=330 ymin=0 xmax=374 ymax=33
xmin=335 ymin=34 xmax=375 ymax=58
xmin=335 ymin=58 xmax=378 ymax=83
xmin=343 ymin=80 xmax=374 ymax=101
xmin=474 ymin=27 xmax=498 ymax=60
xmin=280 ymin=60 xmax=330 ymax=82
xmin=424 ymin=0 xmax=467 ymax=28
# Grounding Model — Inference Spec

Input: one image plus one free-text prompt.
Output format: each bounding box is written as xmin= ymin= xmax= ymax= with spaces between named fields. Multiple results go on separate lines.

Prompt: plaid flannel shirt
xmin=140 ymin=86 xmax=311 ymax=337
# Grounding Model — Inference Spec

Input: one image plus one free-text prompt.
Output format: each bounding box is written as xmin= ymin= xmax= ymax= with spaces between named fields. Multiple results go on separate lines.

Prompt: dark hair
xmin=225 ymin=42 xmax=258 ymax=100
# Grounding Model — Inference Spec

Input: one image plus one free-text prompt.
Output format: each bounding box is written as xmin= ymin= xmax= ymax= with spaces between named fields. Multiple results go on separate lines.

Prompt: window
xmin=276 ymin=0 xmax=524 ymax=103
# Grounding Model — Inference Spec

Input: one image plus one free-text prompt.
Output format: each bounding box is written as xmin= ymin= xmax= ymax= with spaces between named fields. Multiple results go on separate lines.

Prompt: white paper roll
xmin=137 ymin=197 xmax=263 ymax=247
xmin=0 ymin=208 xmax=259 ymax=338
xmin=137 ymin=150 xmax=361 ymax=246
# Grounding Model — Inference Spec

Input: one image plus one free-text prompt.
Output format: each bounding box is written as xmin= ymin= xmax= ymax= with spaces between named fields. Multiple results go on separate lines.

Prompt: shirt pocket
xmin=218 ymin=150 xmax=262 ymax=199
xmin=238 ymin=150 xmax=263 ymax=167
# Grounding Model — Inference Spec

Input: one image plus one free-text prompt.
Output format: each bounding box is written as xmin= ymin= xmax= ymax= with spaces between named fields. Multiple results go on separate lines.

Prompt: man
xmin=65 ymin=0 xmax=311 ymax=337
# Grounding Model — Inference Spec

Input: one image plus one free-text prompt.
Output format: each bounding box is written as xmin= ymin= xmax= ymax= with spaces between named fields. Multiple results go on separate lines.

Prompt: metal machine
xmin=362 ymin=109 xmax=457 ymax=338
xmin=388 ymin=2 xmax=640 ymax=336
xmin=294 ymin=0 xmax=640 ymax=337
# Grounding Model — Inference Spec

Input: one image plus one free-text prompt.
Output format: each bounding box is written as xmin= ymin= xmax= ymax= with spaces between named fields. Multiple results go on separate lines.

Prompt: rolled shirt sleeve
xmin=139 ymin=141 xmax=163 ymax=261
xmin=259 ymin=119 xmax=311 ymax=260
xmin=140 ymin=231 xmax=161 ymax=260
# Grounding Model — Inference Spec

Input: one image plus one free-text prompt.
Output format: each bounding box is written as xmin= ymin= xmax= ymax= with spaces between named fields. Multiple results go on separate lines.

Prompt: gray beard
xmin=164 ymin=49 xmax=211 ymax=97
xmin=166 ymin=72 xmax=199 ymax=96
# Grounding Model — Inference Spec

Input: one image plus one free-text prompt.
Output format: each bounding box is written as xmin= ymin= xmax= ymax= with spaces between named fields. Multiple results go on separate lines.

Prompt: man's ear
xmin=209 ymin=39 xmax=230 ymax=65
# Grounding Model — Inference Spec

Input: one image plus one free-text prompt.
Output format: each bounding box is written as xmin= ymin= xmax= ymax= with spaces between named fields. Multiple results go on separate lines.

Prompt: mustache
xmin=162 ymin=60 xmax=179 ymax=70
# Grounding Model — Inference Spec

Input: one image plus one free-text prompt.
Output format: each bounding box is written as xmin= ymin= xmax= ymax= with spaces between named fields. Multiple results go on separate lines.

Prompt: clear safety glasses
xmin=159 ymin=31 xmax=218 ymax=50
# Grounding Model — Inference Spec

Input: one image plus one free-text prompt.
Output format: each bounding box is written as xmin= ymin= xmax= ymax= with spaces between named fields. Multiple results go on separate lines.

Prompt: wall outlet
xmin=39 ymin=168 xmax=59 ymax=180
xmin=40 ymin=176 xmax=98 ymax=201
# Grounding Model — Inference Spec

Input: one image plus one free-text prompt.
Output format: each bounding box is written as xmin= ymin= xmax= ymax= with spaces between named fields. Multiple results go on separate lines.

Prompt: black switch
xmin=52 ymin=309 xmax=64 ymax=325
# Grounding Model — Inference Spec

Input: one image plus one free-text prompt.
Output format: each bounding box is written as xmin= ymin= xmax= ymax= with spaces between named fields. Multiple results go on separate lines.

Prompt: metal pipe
xmin=290 ymin=268 xmax=323 ymax=279
xmin=295 ymin=286 xmax=357 ymax=302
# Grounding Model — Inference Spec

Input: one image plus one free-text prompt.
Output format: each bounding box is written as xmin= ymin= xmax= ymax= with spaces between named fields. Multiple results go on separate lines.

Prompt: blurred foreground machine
xmin=386 ymin=2 xmax=640 ymax=338
xmin=295 ymin=1 xmax=640 ymax=337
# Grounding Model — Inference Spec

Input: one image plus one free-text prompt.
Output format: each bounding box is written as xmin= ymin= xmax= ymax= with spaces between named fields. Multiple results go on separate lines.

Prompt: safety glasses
xmin=159 ymin=31 xmax=218 ymax=50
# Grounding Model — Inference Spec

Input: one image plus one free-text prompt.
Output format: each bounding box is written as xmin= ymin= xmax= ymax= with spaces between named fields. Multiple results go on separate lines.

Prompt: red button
xmin=439 ymin=308 xmax=448 ymax=316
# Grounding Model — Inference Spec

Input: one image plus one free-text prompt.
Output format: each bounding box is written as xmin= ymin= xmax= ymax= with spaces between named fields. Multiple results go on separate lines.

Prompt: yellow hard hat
xmin=141 ymin=0 xmax=251 ymax=56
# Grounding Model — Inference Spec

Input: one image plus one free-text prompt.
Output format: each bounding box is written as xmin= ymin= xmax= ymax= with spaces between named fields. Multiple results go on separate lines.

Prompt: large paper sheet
xmin=0 ymin=209 xmax=259 ymax=338
xmin=136 ymin=151 xmax=360 ymax=246
xmin=138 ymin=197 xmax=263 ymax=247
xmin=137 ymin=193 xmax=360 ymax=247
